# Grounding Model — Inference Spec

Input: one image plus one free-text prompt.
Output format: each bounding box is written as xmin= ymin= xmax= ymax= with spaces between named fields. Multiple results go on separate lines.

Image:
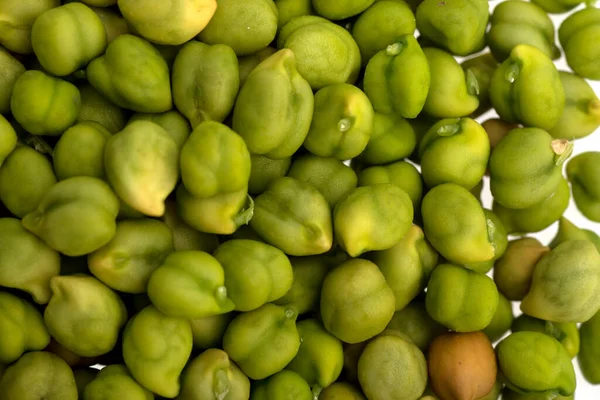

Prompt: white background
xmin=482 ymin=3 xmax=600 ymax=398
